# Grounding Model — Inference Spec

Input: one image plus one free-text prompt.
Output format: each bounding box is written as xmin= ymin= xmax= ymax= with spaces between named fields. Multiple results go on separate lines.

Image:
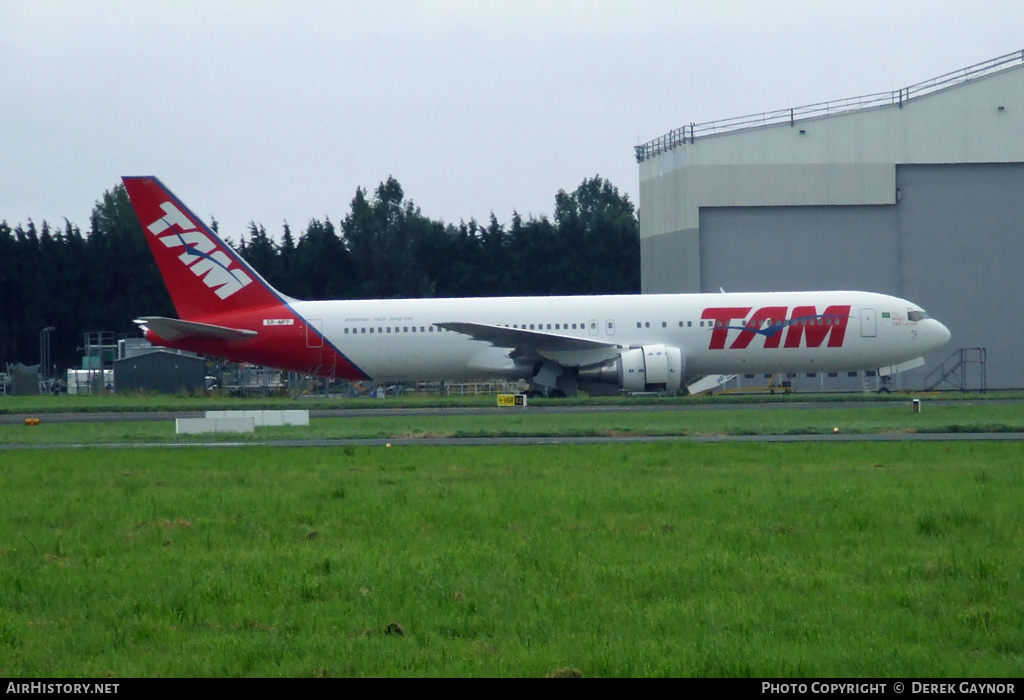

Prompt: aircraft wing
xmin=437 ymin=321 xmax=622 ymax=367
xmin=134 ymin=316 xmax=258 ymax=342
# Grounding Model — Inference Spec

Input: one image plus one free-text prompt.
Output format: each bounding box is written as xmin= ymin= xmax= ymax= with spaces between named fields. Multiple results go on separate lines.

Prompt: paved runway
xmin=2 ymin=400 xmax=1020 ymax=448
xmin=2 ymin=398 xmax=1019 ymax=425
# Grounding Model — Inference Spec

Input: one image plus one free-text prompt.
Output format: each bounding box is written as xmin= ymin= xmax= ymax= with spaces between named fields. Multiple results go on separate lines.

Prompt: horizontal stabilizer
xmin=134 ymin=316 xmax=258 ymax=342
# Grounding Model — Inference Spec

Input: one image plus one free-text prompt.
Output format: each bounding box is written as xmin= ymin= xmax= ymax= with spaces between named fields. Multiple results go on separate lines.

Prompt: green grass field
xmin=2 ymin=401 xmax=1023 ymax=444
xmin=1 ymin=442 xmax=1022 ymax=677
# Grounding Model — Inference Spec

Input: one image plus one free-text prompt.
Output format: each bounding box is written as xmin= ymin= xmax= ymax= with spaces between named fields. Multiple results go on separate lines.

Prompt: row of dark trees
xmin=1 ymin=175 xmax=640 ymax=372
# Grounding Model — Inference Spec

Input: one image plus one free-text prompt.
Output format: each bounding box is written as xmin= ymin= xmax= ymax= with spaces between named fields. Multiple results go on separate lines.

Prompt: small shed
xmin=113 ymin=351 xmax=205 ymax=394
xmin=10 ymin=363 xmax=40 ymax=395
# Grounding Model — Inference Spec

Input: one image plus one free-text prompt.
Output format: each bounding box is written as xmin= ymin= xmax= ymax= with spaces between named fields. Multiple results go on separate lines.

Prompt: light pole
xmin=39 ymin=326 xmax=55 ymax=393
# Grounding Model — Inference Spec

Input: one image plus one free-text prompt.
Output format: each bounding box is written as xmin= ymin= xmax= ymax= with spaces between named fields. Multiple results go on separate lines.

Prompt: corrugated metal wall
xmin=639 ymin=60 xmax=1024 ymax=387
xmin=695 ymin=164 xmax=1024 ymax=388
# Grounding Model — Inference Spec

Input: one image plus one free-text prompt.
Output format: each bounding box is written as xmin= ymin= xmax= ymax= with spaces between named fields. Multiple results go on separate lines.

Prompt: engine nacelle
xmin=578 ymin=344 xmax=684 ymax=394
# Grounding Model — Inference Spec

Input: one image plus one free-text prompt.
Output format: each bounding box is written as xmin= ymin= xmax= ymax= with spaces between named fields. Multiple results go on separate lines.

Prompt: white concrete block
xmin=177 ymin=417 xmax=255 ymax=434
xmin=282 ymin=410 xmax=310 ymax=426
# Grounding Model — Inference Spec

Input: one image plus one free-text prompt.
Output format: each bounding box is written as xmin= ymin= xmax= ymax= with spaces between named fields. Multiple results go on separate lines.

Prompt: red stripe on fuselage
xmin=147 ymin=305 xmax=368 ymax=380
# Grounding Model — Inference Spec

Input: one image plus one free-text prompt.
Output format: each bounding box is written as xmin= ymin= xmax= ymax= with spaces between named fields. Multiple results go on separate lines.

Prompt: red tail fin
xmin=122 ymin=176 xmax=286 ymax=320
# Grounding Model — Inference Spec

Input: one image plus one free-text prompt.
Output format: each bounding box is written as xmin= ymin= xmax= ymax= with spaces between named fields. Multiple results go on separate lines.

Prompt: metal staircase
xmin=924 ymin=348 xmax=987 ymax=392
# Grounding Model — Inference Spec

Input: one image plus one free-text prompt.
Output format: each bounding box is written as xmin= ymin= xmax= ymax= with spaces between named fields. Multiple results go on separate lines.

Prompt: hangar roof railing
xmin=635 ymin=49 xmax=1024 ymax=163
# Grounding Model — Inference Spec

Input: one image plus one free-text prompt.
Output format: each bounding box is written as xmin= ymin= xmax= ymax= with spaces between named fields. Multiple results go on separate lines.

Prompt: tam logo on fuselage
xmin=146 ymin=201 xmax=252 ymax=299
xmin=702 ymin=305 xmax=852 ymax=350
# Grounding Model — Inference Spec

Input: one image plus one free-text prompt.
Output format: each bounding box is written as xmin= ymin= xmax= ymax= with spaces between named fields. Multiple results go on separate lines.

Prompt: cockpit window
xmin=908 ymin=310 xmax=930 ymax=322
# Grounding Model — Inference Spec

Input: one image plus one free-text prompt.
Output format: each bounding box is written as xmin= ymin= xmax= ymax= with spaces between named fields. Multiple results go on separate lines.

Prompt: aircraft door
xmin=606 ymin=319 xmax=616 ymax=336
xmin=304 ymin=319 xmax=334 ymax=376
xmin=306 ymin=319 xmax=324 ymax=348
xmin=859 ymin=308 xmax=877 ymax=338
xmin=588 ymin=319 xmax=599 ymax=337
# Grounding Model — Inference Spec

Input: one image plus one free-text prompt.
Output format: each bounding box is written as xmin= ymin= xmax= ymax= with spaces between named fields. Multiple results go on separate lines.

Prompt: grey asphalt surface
xmin=1 ymin=398 xmax=1019 ymax=425
xmin=2 ymin=432 xmax=1024 ymax=451
xmin=1 ymin=399 xmax=1021 ymax=448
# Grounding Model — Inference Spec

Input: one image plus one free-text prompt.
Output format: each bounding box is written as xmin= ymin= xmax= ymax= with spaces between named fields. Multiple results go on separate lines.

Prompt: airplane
xmin=121 ymin=176 xmax=952 ymax=397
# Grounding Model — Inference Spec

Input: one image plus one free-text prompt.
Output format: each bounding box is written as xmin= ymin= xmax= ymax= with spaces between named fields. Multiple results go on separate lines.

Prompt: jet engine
xmin=577 ymin=344 xmax=684 ymax=394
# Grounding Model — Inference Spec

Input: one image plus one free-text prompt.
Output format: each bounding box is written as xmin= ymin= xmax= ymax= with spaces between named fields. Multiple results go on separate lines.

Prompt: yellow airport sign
xmin=497 ymin=393 xmax=527 ymax=407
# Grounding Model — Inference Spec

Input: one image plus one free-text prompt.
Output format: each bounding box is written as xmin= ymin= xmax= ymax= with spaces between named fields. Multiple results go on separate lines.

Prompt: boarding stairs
xmin=924 ymin=347 xmax=987 ymax=392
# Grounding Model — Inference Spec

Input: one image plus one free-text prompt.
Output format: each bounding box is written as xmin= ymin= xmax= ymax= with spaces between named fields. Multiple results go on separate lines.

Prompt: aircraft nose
xmin=929 ymin=320 xmax=952 ymax=349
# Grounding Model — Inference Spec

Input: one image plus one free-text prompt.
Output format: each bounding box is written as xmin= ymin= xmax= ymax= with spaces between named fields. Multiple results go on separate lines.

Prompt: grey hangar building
xmin=636 ymin=51 xmax=1024 ymax=391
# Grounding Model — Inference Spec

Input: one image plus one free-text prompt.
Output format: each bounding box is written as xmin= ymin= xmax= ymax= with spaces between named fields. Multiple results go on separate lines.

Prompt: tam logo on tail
xmin=146 ymin=201 xmax=253 ymax=300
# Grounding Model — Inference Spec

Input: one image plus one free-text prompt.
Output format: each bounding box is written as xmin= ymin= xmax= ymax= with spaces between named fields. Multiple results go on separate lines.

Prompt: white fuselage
xmin=287 ymin=290 xmax=951 ymax=382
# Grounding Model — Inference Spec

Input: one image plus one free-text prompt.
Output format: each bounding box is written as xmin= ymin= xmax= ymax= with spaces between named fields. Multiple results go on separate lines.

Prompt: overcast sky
xmin=3 ymin=1 xmax=1022 ymax=239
